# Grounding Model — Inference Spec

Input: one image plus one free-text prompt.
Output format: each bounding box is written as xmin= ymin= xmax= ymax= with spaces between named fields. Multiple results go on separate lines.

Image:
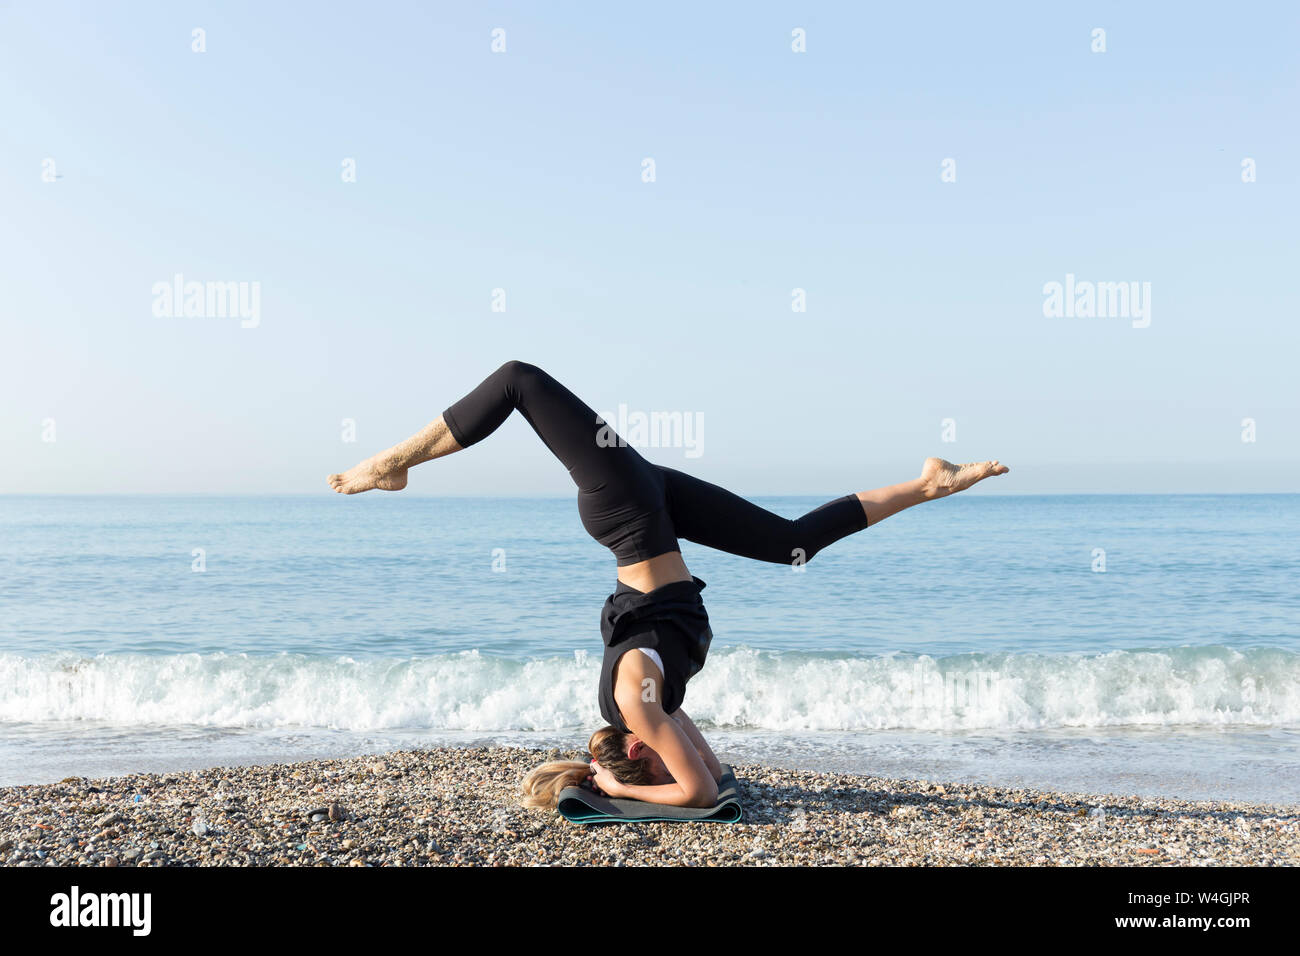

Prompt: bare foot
xmin=328 ymin=456 xmax=408 ymax=494
xmin=919 ymin=457 xmax=1009 ymax=499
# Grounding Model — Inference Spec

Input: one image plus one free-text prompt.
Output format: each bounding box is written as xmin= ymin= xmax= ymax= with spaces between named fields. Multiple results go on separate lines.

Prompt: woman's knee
xmin=498 ymin=358 xmax=530 ymax=378
xmin=747 ymin=524 xmax=811 ymax=566
xmin=785 ymin=524 xmax=821 ymax=566
xmin=498 ymin=359 xmax=547 ymax=391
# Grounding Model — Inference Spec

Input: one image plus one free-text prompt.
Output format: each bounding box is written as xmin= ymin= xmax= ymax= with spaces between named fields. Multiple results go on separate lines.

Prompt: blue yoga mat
xmin=556 ymin=764 xmax=743 ymax=824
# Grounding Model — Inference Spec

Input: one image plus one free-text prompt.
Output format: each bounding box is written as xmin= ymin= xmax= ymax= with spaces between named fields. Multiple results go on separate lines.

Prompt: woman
xmin=329 ymin=360 xmax=1008 ymax=810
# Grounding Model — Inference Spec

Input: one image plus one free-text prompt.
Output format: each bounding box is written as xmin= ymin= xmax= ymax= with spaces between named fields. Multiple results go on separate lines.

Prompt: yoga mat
xmin=556 ymin=764 xmax=743 ymax=824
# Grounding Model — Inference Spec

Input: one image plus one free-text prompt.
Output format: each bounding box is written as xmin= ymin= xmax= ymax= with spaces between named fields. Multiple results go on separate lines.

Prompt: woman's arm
xmin=598 ymin=654 xmax=719 ymax=809
xmin=598 ymin=712 xmax=718 ymax=808
xmin=671 ymin=709 xmax=723 ymax=782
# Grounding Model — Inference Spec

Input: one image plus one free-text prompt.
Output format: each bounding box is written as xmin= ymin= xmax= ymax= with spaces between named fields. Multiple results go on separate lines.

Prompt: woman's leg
xmin=331 ymin=360 xmax=654 ymax=495
xmin=659 ymin=467 xmax=867 ymax=565
xmin=328 ymin=362 xmax=676 ymax=563
xmin=435 ymin=361 xmax=662 ymax=504
xmin=659 ymin=457 xmax=1008 ymax=566
xmin=328 ymin=413 xmax=461 ymax=494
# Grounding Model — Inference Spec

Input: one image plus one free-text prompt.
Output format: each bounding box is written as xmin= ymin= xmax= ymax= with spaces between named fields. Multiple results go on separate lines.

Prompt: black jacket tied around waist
xmin=597 ymin=575 xmax=713 ymax=732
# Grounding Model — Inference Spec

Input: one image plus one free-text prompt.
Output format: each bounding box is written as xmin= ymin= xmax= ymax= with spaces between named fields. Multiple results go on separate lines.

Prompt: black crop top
xmin=597 ymin=575 xmax=713 ymax=733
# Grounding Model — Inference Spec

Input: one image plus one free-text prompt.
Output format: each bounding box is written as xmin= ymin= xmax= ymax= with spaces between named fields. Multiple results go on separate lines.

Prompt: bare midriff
xmin=616 ymin=550 xmax=692 ymax=595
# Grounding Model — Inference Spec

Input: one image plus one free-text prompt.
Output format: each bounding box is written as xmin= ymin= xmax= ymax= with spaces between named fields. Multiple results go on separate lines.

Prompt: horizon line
xmin=1 ymin=491 xmax=1297 ymax=498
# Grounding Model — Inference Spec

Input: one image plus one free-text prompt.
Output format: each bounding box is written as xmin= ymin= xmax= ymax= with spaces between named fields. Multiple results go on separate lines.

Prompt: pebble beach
xmin=2 ymin=746 xmax=1297 ymax=867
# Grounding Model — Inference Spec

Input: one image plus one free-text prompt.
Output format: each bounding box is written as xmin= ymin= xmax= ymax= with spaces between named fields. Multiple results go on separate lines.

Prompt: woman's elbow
xmin=684 ymin=781 xmax=719 ymax=809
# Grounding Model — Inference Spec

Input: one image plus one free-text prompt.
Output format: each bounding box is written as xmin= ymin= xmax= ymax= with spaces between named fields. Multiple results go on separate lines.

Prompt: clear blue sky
xmin=3 ymin=1 xmax=1297 ymax=495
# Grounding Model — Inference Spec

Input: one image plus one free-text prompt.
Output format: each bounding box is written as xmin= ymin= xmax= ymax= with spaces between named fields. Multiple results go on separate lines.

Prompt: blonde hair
xmin=520 ymin=725 xmax=653 ymax=810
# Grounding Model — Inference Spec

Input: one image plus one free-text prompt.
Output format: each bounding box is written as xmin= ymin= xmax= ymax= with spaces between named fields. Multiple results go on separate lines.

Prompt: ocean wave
xmin=0 ymin=645 xmax=1297 ymax=732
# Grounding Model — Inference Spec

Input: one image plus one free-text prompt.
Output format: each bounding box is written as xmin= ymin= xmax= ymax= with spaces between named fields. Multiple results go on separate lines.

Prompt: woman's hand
xmin=589 ymin=760 xmax=623 ymax=798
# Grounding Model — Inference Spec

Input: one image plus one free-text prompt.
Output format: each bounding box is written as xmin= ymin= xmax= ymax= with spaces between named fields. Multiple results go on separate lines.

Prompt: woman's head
xmin=520 ymin=725 xmax=671 ymax=810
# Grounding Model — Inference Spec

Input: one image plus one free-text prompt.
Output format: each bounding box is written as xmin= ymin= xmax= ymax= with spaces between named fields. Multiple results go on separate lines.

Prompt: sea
xmin=2 ymin=493 xmax=1297 ymax=804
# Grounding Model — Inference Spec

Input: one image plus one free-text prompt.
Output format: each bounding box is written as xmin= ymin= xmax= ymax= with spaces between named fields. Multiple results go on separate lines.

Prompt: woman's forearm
xmin=702 ymin=751 xmax=723 ymax=782
xmin=615 ymin=781 xmax=716 ymax=809
xmin=690 ymin=741 xmax=723 ymax=783
xmin=671 ymin=711 xmax=723 ymax=782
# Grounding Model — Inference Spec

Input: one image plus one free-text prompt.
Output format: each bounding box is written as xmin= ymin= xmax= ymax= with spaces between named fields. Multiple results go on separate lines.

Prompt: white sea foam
xmin=0 ymin=646 xmax=1296 ymax=733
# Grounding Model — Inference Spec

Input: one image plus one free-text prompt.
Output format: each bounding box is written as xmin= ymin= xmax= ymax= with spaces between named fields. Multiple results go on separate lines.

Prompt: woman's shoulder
xmin=611 ymin=645 xmax=671 ymax=717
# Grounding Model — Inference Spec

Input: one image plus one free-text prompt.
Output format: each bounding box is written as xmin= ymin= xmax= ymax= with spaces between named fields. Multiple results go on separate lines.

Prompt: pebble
xmin=0 ymin=745 xmax=1294 ymax=867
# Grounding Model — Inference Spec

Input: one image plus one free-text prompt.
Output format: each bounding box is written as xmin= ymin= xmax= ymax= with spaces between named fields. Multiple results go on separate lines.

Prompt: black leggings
xmin=442 ymin=361 xmax=870 ymax=567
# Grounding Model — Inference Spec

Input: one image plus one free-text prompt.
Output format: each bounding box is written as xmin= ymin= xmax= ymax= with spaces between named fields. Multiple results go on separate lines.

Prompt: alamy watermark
xmin=50 ymin=885 xmax=151 ymax=936
xmin=1042 ymin=273 xmax=1150 ymax=328
xmin=596 ymin=405 xmax=703 ymax=458
xmin=152 ymin=273 xmax=260 ymax=328
xmin=900 ymin=660 xmax=1002 ymax=716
